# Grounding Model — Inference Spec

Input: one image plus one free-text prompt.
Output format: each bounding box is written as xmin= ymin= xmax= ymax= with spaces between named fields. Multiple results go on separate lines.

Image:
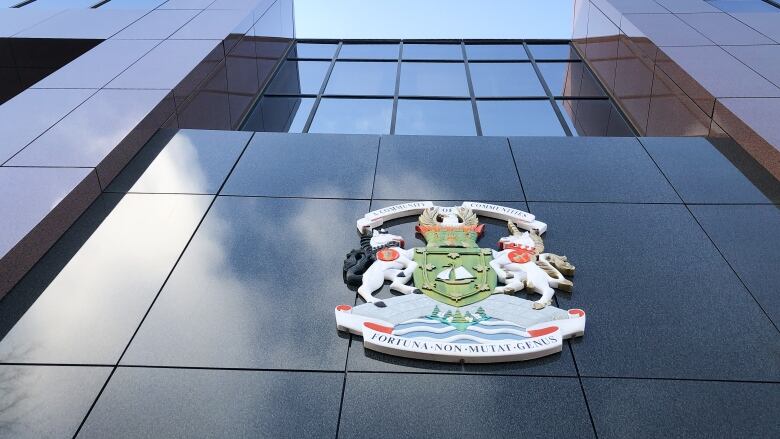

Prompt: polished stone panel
xmin=585 ymin=3 xmax=620 ymax=90
xmin=678 ymin=12 xmax=774 ymax=45
xmin=170 ymin=9 xmax=249 ymax=41
xmin=121 ymin=197 xmax=367 ymax=370
xmin=7 ymin=89 xmax=173 ymax=177
xmin=584 ymin=378 xmax=780 ymax=438
xmin=0 ymin=89 xmax=93 ymax=164
xmin=79 ymin=369 xmax=341 ymax=438
xmin=621 ymin=14 xmax=712 ymax=47
xmin=100 ymin=0 xmax=168 ymax=8
xmin=537 ymin=61 xmax=605 ymax=97
xmin=558 ymin=99 xmax=634 ymax=137
xmin=724 ymin=45 xmax=780 ymax=88
xmin=0 ymin=365 xmax=110 ymax=439
xmin=641 ymin=137 xmax=776 ymax=203
xmin=108 ymin=129 xmax=251 ymax=194
xmin=512 ymin=137 xmax=679 ymax=203
xmin=16 ymin=9 xmax=146 ymax=39
xmin=0 ymin=9 xmax=60 ymax=38
xmin=653 ymin=0 xmax=720 ymax=13
xmin=160 ymin=0 xmax=215 ymax=8
xmin=0 ymin=167 xmax=100 ymax=297
xmin=478 ymin=100 xmax=565 ymax=136
xmin=530 ymin=202 xmax=780 ymax=381
xmin=32 ymin=40 xmax=158 ymax=89
xmin=731 ymin=12 xmax=780 ymax=43
xmin=373 ymin=135 xmax=523 ymax=200
xmin=112 ymin=10 xmax=200 ymax=40
xmin=107 ymin=39 xmax=222 ymax=90
xmin=0 ymin=193 xmax=212 ymax=364
xmin=713 ymin=98 xmax=780 ymax=180
xmin=690 ymin=205 xmax=780 ymax=324
xmin=222 ymin=133 xmax=377 ymax=198
xmin=613 ymin=34 xmax=654 ymax=132
xmin=175 ymin=60 xmax=232 ymax=130
xmin=395 ymin=99 xmax=476 ymax=136
xmin=645 ymin=67 xmax=711 ymax=137
xmin=339 ymin=374 xmax=594 ymax=439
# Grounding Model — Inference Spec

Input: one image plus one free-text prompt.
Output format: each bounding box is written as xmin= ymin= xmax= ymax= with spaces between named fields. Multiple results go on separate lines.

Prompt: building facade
xmin=0 ymin=0 xmax=778 ymax=438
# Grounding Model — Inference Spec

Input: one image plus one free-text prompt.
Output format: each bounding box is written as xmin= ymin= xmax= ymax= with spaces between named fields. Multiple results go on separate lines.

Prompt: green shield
xmin=413 ymin=247 xmax=497 ymax=307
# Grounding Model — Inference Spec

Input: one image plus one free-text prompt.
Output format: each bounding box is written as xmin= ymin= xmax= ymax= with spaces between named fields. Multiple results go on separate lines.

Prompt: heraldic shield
xmin=336 ymin=202 xmax=586 ymax=364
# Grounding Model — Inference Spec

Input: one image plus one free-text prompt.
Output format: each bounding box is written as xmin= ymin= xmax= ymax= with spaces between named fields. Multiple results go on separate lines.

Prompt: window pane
xmin=556 ymin=99 xmax=634 ymax=136
xmin=537 ymin=62 xmax=605 ymax=97
xmin=403 ymin=44 xmax=463 ymax=60
xmin=288 ymin=43 xmax=337 ymax=59
xmin=528 ymin=44 xmax=580 ymax=60
xmin=325 ymin=62 xmax=397 ymax=95
xmin=339 ymin=44 xmax=399 ymax=60
xmin=469 ymin=63 xmax=546 ymax=97
xmin=266 ymin=60 xmax=330 ymax=95
xmin=399 ymin=62 xmax=469 ymax=97
xmin=395 ymin=99 xmax=476 ymax=136
xmin=465 ymin=44 xmax=527 ymax=60
xmin=309 ymin=98 xmax=393 ymax=134
xmin=242 ymin=96 xmax=314 ymax=133
xmin=477 ymin=100 xmax=565 ymax=136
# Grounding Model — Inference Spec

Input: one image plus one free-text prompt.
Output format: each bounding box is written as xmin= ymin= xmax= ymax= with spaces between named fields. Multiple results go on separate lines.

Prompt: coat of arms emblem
xmin=335 ymin=202 xmax=586 ymax=363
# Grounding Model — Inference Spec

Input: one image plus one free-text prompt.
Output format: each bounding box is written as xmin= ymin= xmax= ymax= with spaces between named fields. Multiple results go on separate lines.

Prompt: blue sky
xmin=293 ymin=0 xmax=575 ymax=40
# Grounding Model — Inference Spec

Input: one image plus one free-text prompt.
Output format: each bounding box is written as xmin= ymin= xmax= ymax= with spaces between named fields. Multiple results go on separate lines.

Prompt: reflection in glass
xmin=402 ymin=44 xmax=463 ymax=60
xmin=288 ymin=43 xmax=337 ymax=59
xmin=469 ymin=63 xmax=546 ymax=97
xmin=465 ymin=44 xmax=528 ymax=60
xmin=528 ymin=44 xmax=579 ymax=60
xmin=339 ymin=44 xmax=399 ymax=59
xmin=537 ymin=62 xmax=605 ymax=97
xmin=395 ymin=99 xmax=476 ymax=136
xmin=325 ymin=62 xmax=397 ymax=96
xmin=399 ymin=62 xmax=469 ymax=97
xmin=242 ymin=96 xmax=314 ymax=133
xmin=477 ymin=100 xmax=565 ymax=136
xmin=265 ymin=60 xmax=330 ymax=95
xmin=309 ymin=98 xmax=393 ymax=134
xmin=556 ymin=99 xmax=634 ymax=136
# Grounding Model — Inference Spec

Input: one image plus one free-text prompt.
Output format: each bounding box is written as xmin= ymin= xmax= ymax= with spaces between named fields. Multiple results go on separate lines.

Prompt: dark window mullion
xmin=389 ymin=42 xmax=403 ymax=135
xmin=303 ymin=42 xmax=342 ymax=133
xmin=523 ymin=42 xmax=573 ymax=137
xmin=461 ymin=42 xmax=482 ymax=136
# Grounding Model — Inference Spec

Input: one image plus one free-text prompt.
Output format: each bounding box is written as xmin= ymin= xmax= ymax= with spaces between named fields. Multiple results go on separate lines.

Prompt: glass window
xmin=402 ymin=44 xmax=463 ymax=60
xmin=465 ymin=44 xmax=527 ymax=60
xmin=395 ymin=99 xmax=476 ymax=136
xmin=399 ymin=62 xmax=469 ymax=97
xmin=309 ymin=98 xmax=393 ymax=134
xmin=339 ymin=44 xmax=399 ymax=60
xmin=528 ymin=44 xmax=580 ymax=60
xmin=265 ymin=60 xmax=330 ymax=95
xmin=477 ymin=100 xmax=565 ymax=136
xmin=242 ymin=96 xmax=314 ymax=132
xmin=325 ymin=62 xmax=397 ymax=96
xmin=288 ymin=43 xmax=337 ymax=59
xmin=469 ymin=63 xmax=546 ymax=97
xmin=537 ymin=62 xmax=605 ymax=97
xmin=556 ymin=99 xmax=633 ymax=136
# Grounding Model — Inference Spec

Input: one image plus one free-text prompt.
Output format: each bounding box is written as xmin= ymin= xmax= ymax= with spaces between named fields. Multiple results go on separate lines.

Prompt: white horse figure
xmin=490 ymin=221 xmax=575 ymax=309
xmin=355 ymin=229 xmax=419 ymax=307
